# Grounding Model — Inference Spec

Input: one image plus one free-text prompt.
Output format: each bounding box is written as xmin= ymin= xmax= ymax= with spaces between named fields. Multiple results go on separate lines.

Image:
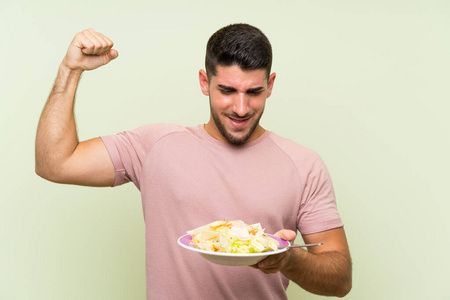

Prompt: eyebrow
xmin=217 ymin=84 xmax=264 ymax=93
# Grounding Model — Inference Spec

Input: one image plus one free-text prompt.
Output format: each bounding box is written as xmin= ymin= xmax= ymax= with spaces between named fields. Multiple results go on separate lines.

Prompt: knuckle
xmin=75 ymin=32 xmax=85 ymax=40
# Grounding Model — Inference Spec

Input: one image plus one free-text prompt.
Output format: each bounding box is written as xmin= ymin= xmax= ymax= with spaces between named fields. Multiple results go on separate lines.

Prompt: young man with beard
xmin=36 ymin=24 xmax=352 ymax=299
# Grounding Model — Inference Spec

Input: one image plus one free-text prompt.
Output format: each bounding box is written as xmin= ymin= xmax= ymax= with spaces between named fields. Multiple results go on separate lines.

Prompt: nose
xmin=232 ymin=93 xmax=250 ymax=117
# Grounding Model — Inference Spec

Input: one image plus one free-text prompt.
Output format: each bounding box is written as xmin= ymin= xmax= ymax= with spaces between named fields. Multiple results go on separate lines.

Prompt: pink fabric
xmin=101 ymin=123 xmax=343 ymax=300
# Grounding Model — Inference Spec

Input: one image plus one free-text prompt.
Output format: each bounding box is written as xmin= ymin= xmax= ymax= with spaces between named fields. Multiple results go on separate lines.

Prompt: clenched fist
xmin=62 ymin=28 xmax=118 ymax=73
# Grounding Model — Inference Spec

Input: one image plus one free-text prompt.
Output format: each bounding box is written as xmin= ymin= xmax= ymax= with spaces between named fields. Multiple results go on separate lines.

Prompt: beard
xmin=210 ymin=105 xmax=263 ymax=145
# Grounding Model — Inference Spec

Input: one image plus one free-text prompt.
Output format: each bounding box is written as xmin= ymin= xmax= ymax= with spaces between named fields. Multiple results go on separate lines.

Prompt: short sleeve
xmin=297 ymin=153 xmax=343 ymax=234
xmin=100 ymin=123 xmax=186 ymax=190
xmin=101 ymin=134 xmax=131 ymax=187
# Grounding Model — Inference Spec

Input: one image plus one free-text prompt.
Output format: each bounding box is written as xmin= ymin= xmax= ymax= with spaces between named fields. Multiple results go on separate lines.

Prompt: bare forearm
xmin=282 ymin=249 xmax=352 ymax=297
xmin=35 ymin=65 xmax=82 ymax=180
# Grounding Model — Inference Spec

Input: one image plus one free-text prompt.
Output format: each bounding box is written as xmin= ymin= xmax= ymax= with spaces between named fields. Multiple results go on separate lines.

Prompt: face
xmin=199 ymin=65 xmax=276 ymax=144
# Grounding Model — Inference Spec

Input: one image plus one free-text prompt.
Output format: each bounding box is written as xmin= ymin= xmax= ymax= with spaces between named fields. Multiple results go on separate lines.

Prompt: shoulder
xmin=106 ymin=123 xmax=189 ymax=152
xmin=267 ymin=132 xmax=322 ymax=162
xmin=131 ymin=123 xmax=187 ymax=136
xmin=267 ymin=132 xmax=331 ymax=179
xmin=126 ymin=123 xmax=187 ymax=143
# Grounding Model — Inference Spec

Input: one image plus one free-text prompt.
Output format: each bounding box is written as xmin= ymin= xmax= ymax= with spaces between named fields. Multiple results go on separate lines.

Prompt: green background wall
xmin=1 ymin=0 xmax=449 ymax=299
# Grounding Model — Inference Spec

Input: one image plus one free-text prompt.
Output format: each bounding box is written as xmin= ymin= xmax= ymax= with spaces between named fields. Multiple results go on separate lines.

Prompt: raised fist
xmin=62 ymin=28 xmax=118 ymax=73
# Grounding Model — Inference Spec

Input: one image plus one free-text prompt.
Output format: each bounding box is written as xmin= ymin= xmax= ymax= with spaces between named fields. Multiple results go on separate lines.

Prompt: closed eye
xmin=246 ymin=87 xmax=264 ymax=96
xmin=219 ymin=89 xmax=235 ymax=95
xmin=247 ymin=90 xmax=262 ymax=96
xmin=217 ymin=85 xmax=264 ymax=96
xmin=217 ymin=85 xmax=236 ymax=95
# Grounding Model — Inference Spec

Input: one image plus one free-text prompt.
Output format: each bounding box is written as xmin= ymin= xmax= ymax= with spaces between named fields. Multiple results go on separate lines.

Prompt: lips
xmin=228 ymin=116 xmax=250 ymax=129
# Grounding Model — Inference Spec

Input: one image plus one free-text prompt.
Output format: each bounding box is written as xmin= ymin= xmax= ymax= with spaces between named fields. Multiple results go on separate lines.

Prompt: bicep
xmin=302 ymin=227 xmax=351 ymax=259
xmin=59 ymin=137 xmax=116 ymax=187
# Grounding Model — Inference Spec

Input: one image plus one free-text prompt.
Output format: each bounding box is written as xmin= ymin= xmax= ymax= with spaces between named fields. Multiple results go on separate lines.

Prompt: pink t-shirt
xmin=101 ymin=123 xmax=343 ymax=300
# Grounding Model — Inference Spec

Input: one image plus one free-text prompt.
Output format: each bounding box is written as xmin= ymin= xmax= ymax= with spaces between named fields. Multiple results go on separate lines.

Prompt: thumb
xmin=94 ymin=49 xmax=118 ymax=68
xmin=84 ymin=49 xmax=118 ymax=71
xmin=106 ymin=49 xmax=118 ymax=61
xmin=274 ymin=229 xmax=297 ymax=243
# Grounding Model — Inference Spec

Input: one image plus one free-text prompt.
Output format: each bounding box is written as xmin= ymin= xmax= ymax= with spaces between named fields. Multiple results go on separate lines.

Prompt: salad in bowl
xmin=178 ymin=220 xmax=290 ymax=266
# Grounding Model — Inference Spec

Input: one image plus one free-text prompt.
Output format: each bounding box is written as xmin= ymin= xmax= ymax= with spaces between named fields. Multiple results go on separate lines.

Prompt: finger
xmin=251 ymin=257 xmax=284 ymax=274
xmin=258 ymin=255 xmax=281 ymax=268
xmin=257 ymin=261 xmax=283 ymax=274
xmin=78 ymin=30 xmax=98 ymax=55
xmin=87 ymin=28 xmax=113 ymax=53
xmin=74 ymin=31 xmax=96 ymax=55
xmin=82 ymin=29 xmax=108 ymax=55
xmin=259 ymin=266 xmax=281 ymax=274
xmin=95 ymin=31 xmax=114 ymax=49
xmin=78 ymin=29 xmax=112 ymax=56
xmin=248 ymin=262 xmax=278 ymax=274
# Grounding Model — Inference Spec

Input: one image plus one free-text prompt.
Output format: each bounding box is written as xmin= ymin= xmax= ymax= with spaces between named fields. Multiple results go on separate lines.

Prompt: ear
xmin=199 ymin=69 xmax=209 ymax=96
xmin=266 ymin=72 xmax=276 ymax=98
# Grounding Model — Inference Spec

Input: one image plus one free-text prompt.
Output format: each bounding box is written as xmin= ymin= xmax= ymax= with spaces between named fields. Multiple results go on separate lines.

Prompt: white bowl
xmin=177 ymin=234 xmax=289 ymax=266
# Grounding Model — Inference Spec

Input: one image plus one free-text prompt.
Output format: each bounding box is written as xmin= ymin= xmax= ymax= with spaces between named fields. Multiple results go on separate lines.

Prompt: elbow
xmin=337 ymin=287 xmax=352 ymax=298
xmin=35 ymin=163 xmax=52 ymax=182
xmin=35 ymin=152 xmax=49 ymax=180
xmin=35 ymin=161 xmax=46 ymax=179
xmin=336 ymin=276 xmax=352 ymax=297
xmin=35 ymin=161 xmax=60 ymax=183
xmin=336 ymin=252 xmax=352 ymax=297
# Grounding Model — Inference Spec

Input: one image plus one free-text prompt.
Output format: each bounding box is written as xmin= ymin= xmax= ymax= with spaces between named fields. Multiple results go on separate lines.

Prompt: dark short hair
xmin=205 ymin=23 xmax=272 ymax=79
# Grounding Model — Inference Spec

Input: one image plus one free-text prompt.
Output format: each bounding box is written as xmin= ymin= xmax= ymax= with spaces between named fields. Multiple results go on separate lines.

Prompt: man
xmin=36 ymin=24 xmax=352 ymax=299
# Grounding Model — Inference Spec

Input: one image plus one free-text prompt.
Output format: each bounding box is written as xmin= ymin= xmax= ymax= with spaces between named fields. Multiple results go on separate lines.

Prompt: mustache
xmin=223 ymin=112 xmax=256 ymax=119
